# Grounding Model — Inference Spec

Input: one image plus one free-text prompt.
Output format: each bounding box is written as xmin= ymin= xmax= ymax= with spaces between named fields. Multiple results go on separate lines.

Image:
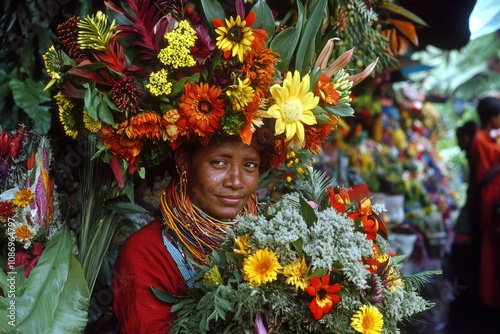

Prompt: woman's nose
xmin=225 ymin=167 xmax=244 ymax=188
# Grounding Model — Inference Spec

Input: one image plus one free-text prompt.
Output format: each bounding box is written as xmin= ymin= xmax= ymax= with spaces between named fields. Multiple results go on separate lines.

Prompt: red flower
xmin=306 ymin=274 xmax=341 ymax=320
xmin=13 ymin=243 xmax=44 ymax=277
xmin=0 ymin=201 xmax=15 ymax=222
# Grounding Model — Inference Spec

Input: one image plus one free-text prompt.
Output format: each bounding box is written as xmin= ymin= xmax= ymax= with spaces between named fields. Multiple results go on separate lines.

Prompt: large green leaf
xmin=200 ymin=0 xmax=226 ymax=28
xmin=294 ymin=0 xmax=327 ymax=74
xmin=250 ymin=0 xmax=275 ymax=42
xmin=270 ymin=1 xmax=305 ymax=74
xmin=0 ymin=227 xmax=90 ymax=334
xmin=9 ymin=77 xmax=52 ymax=134
xmin=47 ymin=256 xmax=90 ymax=333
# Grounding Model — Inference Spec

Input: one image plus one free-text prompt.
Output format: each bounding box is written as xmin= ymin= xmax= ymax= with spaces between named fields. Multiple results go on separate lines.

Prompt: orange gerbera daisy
xmin=315 ymin=74 xmax=340 ymax=105
xmin=178 ymin=82 xmax=225 ymax=141
xmin=306 ymin=274 xmax=341 ymax=320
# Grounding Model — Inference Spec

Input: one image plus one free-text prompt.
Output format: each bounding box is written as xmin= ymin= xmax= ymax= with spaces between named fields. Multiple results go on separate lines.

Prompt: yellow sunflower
xmin=213 ymin=12 xmax=255 ymax=62
xmin=12 ymin=188 xmax=34 ymax=208
xmin=351 ymin=305 xmax=384 ymax=334
xmin=283 ymin=256 xmax=309 ymax=290
xmin=267 ymin=71 xmax=319 ymax=145
xmin=243 ymin=249 xmax=282 ymax=285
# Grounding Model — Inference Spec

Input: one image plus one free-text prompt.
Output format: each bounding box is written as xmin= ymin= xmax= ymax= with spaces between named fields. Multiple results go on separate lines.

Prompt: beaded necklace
xmin=160 ymin=179 xmax=258 ymax=264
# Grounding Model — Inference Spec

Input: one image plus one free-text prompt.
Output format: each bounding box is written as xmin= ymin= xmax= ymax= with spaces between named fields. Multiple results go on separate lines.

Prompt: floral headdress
xmin=43 ymin=0 xmax=377 ymax=186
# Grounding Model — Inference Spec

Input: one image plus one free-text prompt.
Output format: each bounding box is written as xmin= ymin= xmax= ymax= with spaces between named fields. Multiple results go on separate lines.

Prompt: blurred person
xmin=447 ymin=120 xmax=480 ymax=329
xmin=469 ymin=95 xmax=500 ymax=322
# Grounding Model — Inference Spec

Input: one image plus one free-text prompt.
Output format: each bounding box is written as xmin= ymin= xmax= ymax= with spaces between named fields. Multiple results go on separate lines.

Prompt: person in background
xmin=447 ymin=120 xmax=479 ymax=329
xmin=469 ymin=95 xmax=500 ymax=325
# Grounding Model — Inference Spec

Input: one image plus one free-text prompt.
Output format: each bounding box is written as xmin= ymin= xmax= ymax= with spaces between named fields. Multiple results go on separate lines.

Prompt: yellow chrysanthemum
xmin=227 ymin=78 xmax=254 ymax=111
xmin=146 ymin=69 xmax=173 ymax=96
xmin=159 ymin=20 xmax=197 ymax=68
xmin=13 ymin=222 xmax=38 ymax=248
xmin=234 ymin=234 xmax=251 ymax=256
xmin=55 ymin=92 xmax=78 ymax=139
xmin=267 ymin=71 xmax=319 ymax=145
xmin=283 ymin=256 xmax=309 ymax=290
xmin=243 ymin=249 xmax=282 ymax=285
xmin=83 ymin=109 xmax=102 ymax=133
xmin=351 ymin=305 xmax=384 ymax=334
xmin=12 ymin=189 xmax=34 ymax=208
xmin=214 ymin=14 xmax=254 ymax=62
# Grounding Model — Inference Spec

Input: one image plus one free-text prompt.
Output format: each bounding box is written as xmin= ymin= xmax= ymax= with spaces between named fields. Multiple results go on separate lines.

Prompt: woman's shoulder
xmin=118 ymin=219 xmax=164 ymax=256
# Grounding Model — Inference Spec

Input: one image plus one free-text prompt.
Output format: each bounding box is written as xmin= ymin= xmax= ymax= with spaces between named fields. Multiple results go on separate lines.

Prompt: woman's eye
xmin=212 ymin=160 xmax=225 ymax=166
xmin=245 ymin=162 xmax=259 ymax=169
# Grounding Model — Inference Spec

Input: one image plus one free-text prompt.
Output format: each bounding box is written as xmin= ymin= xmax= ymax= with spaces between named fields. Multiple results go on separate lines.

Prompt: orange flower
xmin=178 ymin=82 xmax=225 ymax=142
xmin=241 ymin=46 xmax=279 ymax=100
xmin=100 ymin=124 xmax=142 ymax=171
xmin=306 ymin=274 xmax=341 ymax=320
xmin=328 ymin=186 xmax=351 ymax=213
xmin=304 ymin=117 xmax=339 ymax=153
xmin=315 ymin=74 xmax=340 ymax=105
xmin=123 ymin=111 xmax=166 ymax=142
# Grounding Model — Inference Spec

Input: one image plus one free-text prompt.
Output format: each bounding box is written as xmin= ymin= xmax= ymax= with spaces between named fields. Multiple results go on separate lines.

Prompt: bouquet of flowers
xmin=42 ymin=0 xmax=378 ymax=188
xmin=155 ymin=168 xmax=438 ymax=333
xmin=0 ymin=126 xmax=89 ymax=333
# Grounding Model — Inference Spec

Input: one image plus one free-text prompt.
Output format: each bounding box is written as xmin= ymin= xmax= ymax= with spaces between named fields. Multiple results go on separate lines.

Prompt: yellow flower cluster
xmin=83 ymin=110 xmax=102 ymax=133
xmin=158 ymin=20 xmax=197 ymax=69
xmin=146 ymin=68 xmax=173 ymax=96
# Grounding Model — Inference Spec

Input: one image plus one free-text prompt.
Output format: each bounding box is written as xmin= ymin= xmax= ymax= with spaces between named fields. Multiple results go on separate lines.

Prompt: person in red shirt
xmin=113 ymin=137 xmax=262 ymax=333
xmin=469 ymin=95 xmax=500 ymax=321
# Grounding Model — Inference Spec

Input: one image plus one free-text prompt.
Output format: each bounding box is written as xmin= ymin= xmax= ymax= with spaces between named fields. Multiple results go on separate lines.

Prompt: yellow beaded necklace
xmin=160 ymin=179 xmax=258 ymax=264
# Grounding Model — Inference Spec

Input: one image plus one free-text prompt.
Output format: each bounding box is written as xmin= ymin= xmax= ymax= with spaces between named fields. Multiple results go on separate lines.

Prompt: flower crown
xmin=43 ymin=0 xmax=377 ymax=185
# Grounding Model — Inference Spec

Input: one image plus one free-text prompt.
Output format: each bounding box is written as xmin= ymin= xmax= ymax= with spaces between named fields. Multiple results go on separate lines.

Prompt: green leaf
xmin=377 ymin=2 xmax=429 ymax=27
xmin=200 ymin=0 xmax=226 ymax=28
xmin=151 ymin=286 xmax=182 ymax=304
xmin=250 ymin=0 xmax=275 ymax=42
xmin=48 ymin=256 xmax=91 ymax=333
xmin=0 ymin=227 xmax=89 ymax=334
xmin=312 ymin=106 xmax=333 ymax=123
xmin=305 ymin=267 xmax=328 ymax=280
xmin=84 ymin=83 xmax=98 ymax=120
xmin=9 ymin=77 xmax=52 ymax=134
xmin=270 ymin=1 xmax=304 ymax=74
xmin=103 ymin=196 xmax=150 ymax=213
xmin=97 ymin=96 xmax=115 ymax=125
xmin=322 ymin=103 xmax=355 ymax=117
xmin=291 ymin=238 xmax=303 ymax=256
xmin=294 ymin=0 xmax=327 ymax=74
xmin=299 ymin=195 xmax=317 ymax=226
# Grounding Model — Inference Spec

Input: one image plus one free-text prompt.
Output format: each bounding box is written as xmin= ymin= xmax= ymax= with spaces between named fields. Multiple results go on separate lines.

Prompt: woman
xmin=113 ymin=137 xmax=262 ymax=333
xmin=469 ymin=96 xmax=500 ymax=316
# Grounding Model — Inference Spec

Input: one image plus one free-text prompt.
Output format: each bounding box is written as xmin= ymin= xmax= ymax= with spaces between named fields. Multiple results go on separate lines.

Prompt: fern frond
xmin=403 ymin=270 xmax=442 ymax=290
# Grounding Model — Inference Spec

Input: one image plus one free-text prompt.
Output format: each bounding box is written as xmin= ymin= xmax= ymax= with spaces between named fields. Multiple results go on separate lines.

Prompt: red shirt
xmin=113 ymin=219 xmax=187 ymax=333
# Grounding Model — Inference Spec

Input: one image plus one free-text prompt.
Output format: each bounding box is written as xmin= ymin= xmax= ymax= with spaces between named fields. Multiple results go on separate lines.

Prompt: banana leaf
xmin=0 ymin=227 xmax=90 ymax=334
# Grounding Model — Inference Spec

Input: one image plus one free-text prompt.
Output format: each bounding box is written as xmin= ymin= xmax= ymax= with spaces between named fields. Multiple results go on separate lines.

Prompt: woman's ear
xmin=174 ymin=149 xmax=188 ymax=174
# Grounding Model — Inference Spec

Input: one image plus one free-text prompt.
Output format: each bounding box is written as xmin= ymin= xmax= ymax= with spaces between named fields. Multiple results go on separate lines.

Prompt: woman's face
xmin=175 ymin=138 xmax=261 ymax=219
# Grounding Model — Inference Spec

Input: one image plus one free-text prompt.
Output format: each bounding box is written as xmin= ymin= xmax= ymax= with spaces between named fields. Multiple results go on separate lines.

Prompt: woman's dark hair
xmin=477 ymin=96 xmax=500 ymax=127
